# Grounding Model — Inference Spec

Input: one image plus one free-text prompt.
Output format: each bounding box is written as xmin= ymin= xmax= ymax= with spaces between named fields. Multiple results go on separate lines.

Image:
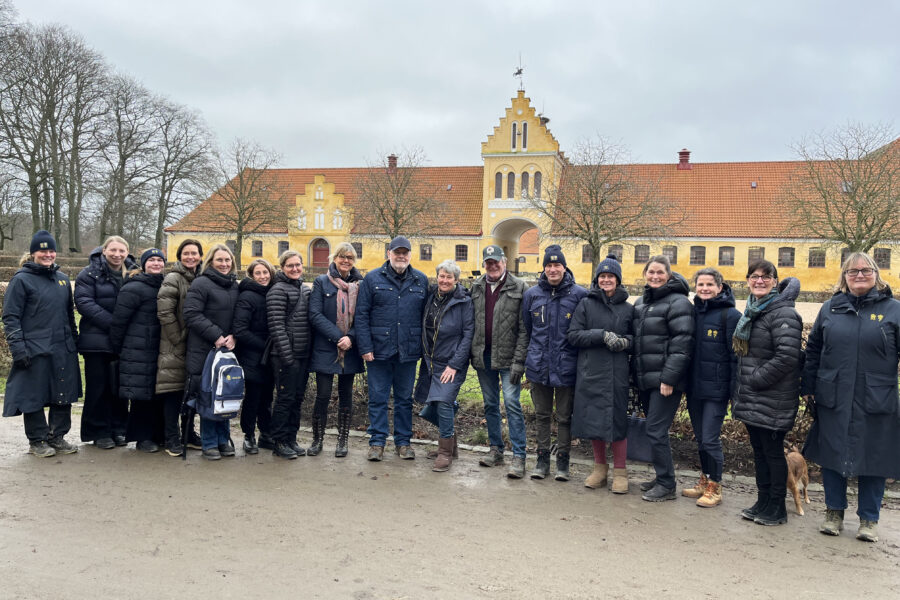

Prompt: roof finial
xmin=513 ymin=53 xmax=525 ymax=91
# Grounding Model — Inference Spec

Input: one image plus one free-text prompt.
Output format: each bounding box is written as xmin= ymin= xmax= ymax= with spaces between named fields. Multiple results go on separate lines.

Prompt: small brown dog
xmin=785 ymin=445 xmax=810 ymax=516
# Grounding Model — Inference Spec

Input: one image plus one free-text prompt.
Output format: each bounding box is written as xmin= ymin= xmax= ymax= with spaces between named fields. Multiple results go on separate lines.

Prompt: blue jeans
xmin=366 ymin=357 xmax=417 ymax=447
xmin=686 ymin=396 xmax=727 ymax=482
xmin=821 ymin=467 xmax=886 ymax=522
xmin=200 ymin=417 xmax=230 ymax=450
xmin=419 ymin=401 xmax=457 ymax=438
xmin=476 ymin=351 xmax=526 ymax=458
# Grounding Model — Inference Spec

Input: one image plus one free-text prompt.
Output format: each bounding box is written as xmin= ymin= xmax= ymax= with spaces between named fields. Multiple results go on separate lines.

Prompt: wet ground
xmin=1 ymin=414 xmax=899 ymax=599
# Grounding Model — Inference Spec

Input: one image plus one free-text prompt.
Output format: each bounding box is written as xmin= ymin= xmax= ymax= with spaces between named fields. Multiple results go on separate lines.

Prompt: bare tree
xmin=210 ymin=138 xmax=287 ymax=270
xmin=350 ymin=147 xmax=446 ymax=242
xmin=526 ymin=136 xmax=683 ymax=274
xmin=0 ymin=167 xmax=26 ymax=249
xmin=785 ymin=123 xmax=900 ymax=253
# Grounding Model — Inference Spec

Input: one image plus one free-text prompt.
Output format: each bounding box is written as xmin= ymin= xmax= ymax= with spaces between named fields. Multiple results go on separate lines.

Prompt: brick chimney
xmin=387 ymin=154 xmax=398 ymax=173
xmin=677 ymin=148 xmax=691 ymax=170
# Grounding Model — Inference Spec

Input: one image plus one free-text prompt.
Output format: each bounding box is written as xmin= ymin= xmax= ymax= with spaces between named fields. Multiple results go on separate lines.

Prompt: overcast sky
xmin=14 ymin=1 xmax=900 ymax=168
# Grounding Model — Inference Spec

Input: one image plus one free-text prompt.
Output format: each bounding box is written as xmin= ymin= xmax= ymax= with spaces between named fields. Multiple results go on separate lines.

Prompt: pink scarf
xmin=327 ymin=272 xmax=359 ymax=366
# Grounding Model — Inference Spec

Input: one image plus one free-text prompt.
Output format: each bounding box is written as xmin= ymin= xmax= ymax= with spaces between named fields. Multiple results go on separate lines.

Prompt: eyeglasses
xmin=846 ymin=268 xmax=875 ymax=277
xmin=748 ymin=275 xmax=774 ymax=282
xmin=336 ymin=255 xmax=354 ymax=261
xmin=284 ymin=263 xmax=302 ymax=270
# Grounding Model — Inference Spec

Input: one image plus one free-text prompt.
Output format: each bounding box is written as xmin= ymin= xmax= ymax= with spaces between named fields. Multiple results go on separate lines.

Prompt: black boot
xmin=335 ymin=408 xmax=351 ymax=458
xmin=554 ymin=451 xmax=570 ymax=481
xmin=307 ymin=413 xmax=325 ymax=456
xmin=754 ymin=496 xmax=787 ymax=526
xmin=741 ymin=488 xmax=770 ymax=521
xmin=530 ymin=449 xmax=551 ymax=479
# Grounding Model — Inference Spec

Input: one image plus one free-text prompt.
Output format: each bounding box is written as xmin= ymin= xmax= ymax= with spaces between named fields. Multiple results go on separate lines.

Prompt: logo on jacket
xmin=870 ymin=314 xmax=884 ymax=321
xmin=707 ymin=329 xmax=718 ymax=338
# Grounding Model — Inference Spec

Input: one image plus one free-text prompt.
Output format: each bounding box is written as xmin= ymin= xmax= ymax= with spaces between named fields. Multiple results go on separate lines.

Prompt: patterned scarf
xmin=327 ymin=265 xmax=360 ymax=366
xmin=732 ymin=288 xmax=778 ymax=356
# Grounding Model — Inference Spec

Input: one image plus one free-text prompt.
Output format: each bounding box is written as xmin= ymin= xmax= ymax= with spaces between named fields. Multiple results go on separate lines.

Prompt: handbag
xmin=626 ymin=389 xmax=653 ymax=463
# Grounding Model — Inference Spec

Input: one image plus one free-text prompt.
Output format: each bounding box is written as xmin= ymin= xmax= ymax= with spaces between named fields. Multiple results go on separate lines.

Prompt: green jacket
xmin=155 ymin=261 xmax=197 ymax=394
xmin=469 ymin=272 xmax=528 ymax=376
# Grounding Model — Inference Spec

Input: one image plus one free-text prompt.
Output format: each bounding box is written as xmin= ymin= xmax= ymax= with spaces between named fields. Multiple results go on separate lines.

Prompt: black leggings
xmin=313 ymin=372 xmax=355 ymax=418
xmin=745 ymin=424 xmax=788 ymax=500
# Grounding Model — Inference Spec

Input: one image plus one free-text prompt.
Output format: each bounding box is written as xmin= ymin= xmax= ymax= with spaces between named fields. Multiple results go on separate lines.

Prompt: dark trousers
xmin=126 ymin=397 xmax=165 ymax=444
xmin=313 ymin=372 xmax=355 ymax=419
xmin=241 ymin=377 xmax=274 ymax=437
xmin=23 ymin=405 xmax=72 ymax=443
xmin=639 ymin=388 xmax=682 ymax=489
xmin=530 ymin=382 xmax=574 ymax=452
xmin=159 ymin=391 xmax=185 ymax=446
xmin=686 ymin=396 xmax=727 ymax=482
xmin=270 ymin=356 xmax=310 ymax=442
xmin=745 ymin=423 xmax=788 ymax=502
xmin=80 ymin=353 xmax=128 ymax=441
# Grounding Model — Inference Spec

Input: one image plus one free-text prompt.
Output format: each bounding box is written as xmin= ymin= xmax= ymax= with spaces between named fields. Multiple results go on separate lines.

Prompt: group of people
xmin=3 ymin=230 xmax=899 ymax=543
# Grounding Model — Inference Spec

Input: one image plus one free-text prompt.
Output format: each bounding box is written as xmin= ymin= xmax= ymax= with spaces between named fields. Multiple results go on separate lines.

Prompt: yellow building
xmin=167 ymin=90 xmax=898 ymax=292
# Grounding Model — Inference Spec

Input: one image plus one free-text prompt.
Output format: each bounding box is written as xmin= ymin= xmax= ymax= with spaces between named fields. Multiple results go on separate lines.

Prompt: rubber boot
xmin=611 ymin=468 xmax=629 ymax=494
xmin=432 ymin=437 xmax=454 ymax=472
xmin=584 ymin=463 xmax=609 ymax=489
xmin=335 ymin=408 xmax=351 ymax=458
xmin=555 ymin=452 xmax=571 ymax=481
xmin=741 ymin=489 xmax=770 ymax=521
xmin=307 ymin=413 xmax=325 ymax=456
xmin=682 ymin=474 xmax=709 ymax=499
xmin=531 ymin=449 xmax=551 ymax=479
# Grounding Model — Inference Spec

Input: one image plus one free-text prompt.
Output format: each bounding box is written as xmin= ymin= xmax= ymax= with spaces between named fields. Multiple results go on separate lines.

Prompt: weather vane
xmin=514 ymin=53 xmax=525 ymax=91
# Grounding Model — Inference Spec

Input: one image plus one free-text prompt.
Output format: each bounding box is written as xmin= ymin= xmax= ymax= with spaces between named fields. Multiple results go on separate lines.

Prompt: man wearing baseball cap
xmin=356 ymin=235 xmax=429 ymax=461
xmin=469 ymin=244 xmax=530 ymax=478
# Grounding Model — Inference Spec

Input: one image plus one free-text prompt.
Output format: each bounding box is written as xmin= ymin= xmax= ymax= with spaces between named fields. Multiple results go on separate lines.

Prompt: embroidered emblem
xmin=486 ymin=246 xmax=495 ymax=255
xmin=550 ymin=255 xmax=558 ymax=261
xmin=566 ymin=312 xmax=571 ymax=319
xmin=40 ymin=242 xmax=48 ymax=249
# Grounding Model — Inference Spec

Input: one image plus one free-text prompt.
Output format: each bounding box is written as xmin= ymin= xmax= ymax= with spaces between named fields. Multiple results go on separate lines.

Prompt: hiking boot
xmin=696 ymin=480 xmax=722 ymax=508
xmin=741 ymin=491 xmax=770 ymax=521
xmin=432 ymin=437 xmax=454 ymax=472
xmin=335 ymin=408 xmax=351 ymax=458
xmin=29 ymin=441 xmax=56 ymax=458
xmin=137 ymin=440 xmax=160 ymax=453
xmin=819 ymin=509 xmax=844 ymax=536
xmin=307 ymin=414 xmax=325 ymax=456
xmin=257 ymin=433 xmax=275 ymax=450
xmin=165 ymin=441 xmax=184 ymax=457
xmin=611 ymin=468 xmax=629 ymax=494
xmin=682 ymin=474 xmax=709 ymax=499
xmin=367 ymin=445 xmax=384 ymax=461
xmin=395 ymin=445 xmax=415 ymax=460
xmin=289 ymin=440 xmax=307 ymax=457
xmin=507 ymin=456 xmax=526 ymax=479
xmin=202 ymin=447 xmax=222 ymax=461
xmin=243 ymin=434 xmax=258 ymax=455
xmin=530 ymin=449 xmax=551 ymax=479
xmin=857 ymin=520 xmax=878 ymax=542
xmin=554 ymin=452 xmax=570 ymax=481
xmin=584 ymin=463 xmax=609 ymax=489
xmin=480 ymin=446 xmax=505 ymax=467
xmin=113 ymin=434 xmax=128 ymax=447
xmin=219 ymin=440 xmax=236 ymax=457
xmin=186 ymin=431 xmax=203 ymax=450
xmin=642 ymin=483 xmax=676 ymax=502
xmin=640 ymin=478 xmax=658 ymax=492
xmin=754 ymin=499 xmax=787 ymax=526
xmin=48 ymin=436 xmax=78 ymax=454
xmin=274 ymin=441 xmax=298 ymax=459
xmin=94 ymin=437 xmax=115 ymax=450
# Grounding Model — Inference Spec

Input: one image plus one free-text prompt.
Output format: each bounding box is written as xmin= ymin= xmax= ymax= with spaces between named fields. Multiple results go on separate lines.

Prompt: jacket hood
xmin=588 ymin=283 xmax=629 ymax=305
xmin=125 ymin=271 xmax=163 ymax=289
xmin=643 ymin=271 xmax=690 ymax=303
xmin=274 ymin=271 xmax=303 ymax=286
xmin=239 ymin=277 xmax=272 ymax=295
xmin=766 ymin=276 xmax=801 ymax=310
xmin=830 ymin=284 xmax=894 ymax=311
xmin=538 ymin=268 xmax=575 ymax=292
xmin=19 ymin=262 xmax=60 ymax=278
xmin=693 ymin=282 xmax=737 ymax=311
xmin=203 ymin=266 xmax=237 ymax=287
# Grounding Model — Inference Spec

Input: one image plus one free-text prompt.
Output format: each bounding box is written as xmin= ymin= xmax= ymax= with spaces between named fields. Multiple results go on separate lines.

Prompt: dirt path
xmin=1 ymin=415 xmax=898 ymax=599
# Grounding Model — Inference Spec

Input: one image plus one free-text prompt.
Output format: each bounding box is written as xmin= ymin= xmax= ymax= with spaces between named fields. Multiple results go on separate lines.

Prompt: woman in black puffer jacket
xmin=183 ymin=244 xmax=239 ymax=460
xmin=109 ymin=249 xmax=166 ymax=452
xmin=632 ymin=255 xmax=695 ymax=502
xmin=233 ymin=259 xmax=275 ymax=455
xmin=266 ymin=250 xmax=312 ymax=460
xmin=732 ymin=259 xmax=803 ymax=527
xmin=75 ymin=236 xmax=137 ymax=448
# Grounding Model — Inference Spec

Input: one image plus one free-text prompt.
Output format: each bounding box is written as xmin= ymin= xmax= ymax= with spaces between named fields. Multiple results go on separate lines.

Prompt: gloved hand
xmin=603 ymin=331 xmax=629 ymax=352
xmin=14 ymin=356 xmax=31 ymax=370
xmin=509 ymin=364 xmax=524 ymax=386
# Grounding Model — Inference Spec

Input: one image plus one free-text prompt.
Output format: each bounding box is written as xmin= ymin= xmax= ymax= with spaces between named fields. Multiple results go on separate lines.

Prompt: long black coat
xmin=568 ymin=284 xmax=634 ymax=441
xmin=233 ymin=277 xmax=273 ymax=383
xmin=2 ymin=262 xmax=81 ymax=416
xmin=266 ymin=272 xmax=312 ymax=364
xmin=309 ymin=266 xmax=364 ymax=375
xmin=801 ymin=287 xmax=900 ymax=478
xmin=686 ymin=285 xmax=741 ymax=403
xmin=632 ymin=273 xmax=695 ymax=392
xmin=733 ymin=278 xmax=803 ymax=432
xmin=74 ymin=247 xmax=137 ymax=353
xmin=183 ymin=268 xmax=239 ymax=378
xmin=109 ymin=272 xmax=163 ymax=403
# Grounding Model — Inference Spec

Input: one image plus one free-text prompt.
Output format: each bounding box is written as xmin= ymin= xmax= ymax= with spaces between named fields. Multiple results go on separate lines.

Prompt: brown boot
xmin=452 ymin=435 xmax=458 ymax=458
xmin=611 ymin=468 xmax=629 ymax=494
xmin=432 ymin=437 xmax=454 ymax=472
xmin=696 ymin=480 xmax=722 ymax=507
xmin=584 ymin=463 xmax=609 ymax=489
xmin=682 ymin=474 xmax=709 ymax=499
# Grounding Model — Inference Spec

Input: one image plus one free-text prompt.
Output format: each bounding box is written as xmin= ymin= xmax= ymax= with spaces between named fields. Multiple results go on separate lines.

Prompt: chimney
xmin=677 ymin=148 xmax=691 ymax=170
xmin=387 ymin=154 xmax=398 ymax=173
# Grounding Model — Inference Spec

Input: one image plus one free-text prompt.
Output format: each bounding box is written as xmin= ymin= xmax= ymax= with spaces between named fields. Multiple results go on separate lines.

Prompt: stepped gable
xmin=167 ymin=166 xmax=485 ymax=236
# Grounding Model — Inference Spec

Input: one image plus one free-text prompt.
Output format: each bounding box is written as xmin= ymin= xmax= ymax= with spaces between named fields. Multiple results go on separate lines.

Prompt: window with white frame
xmin=314 ymin=206 xmax=325 ymax=230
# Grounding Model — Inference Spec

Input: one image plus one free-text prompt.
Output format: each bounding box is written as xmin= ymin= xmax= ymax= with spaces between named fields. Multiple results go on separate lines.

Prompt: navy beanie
xmin=140 ymin=248 xmax=165 ymax=270
xmin=543 ymin=244 xmax=567 ymax=268
xmin=30 ymin=230 xmax=57 ymax=254
xmin=595 ymin=253 xmax=622 ymax=284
